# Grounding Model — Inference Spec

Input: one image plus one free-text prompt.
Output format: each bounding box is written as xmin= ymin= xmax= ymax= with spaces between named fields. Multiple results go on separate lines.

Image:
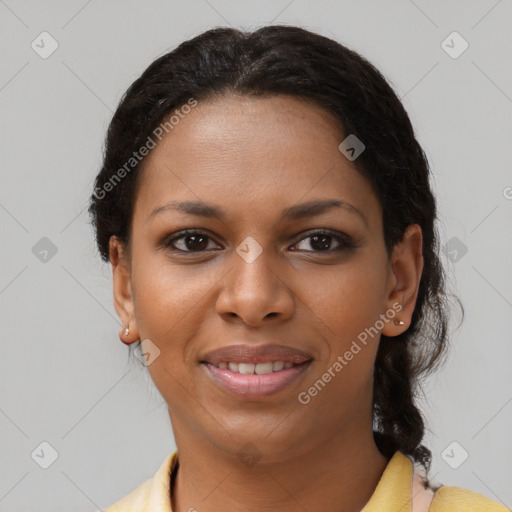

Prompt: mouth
xmin=200 ymin=344 xmax=313 ymax=399
xmin=209 ymin=360 xmax=296 ymax=373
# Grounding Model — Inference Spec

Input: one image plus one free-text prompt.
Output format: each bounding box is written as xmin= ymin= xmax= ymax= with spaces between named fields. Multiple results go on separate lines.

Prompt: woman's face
xmin=111 ymin=94 xmax=422 ymax=461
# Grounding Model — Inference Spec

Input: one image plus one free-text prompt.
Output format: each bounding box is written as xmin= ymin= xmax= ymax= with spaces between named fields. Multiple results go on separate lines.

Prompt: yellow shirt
xmin=104 ymin=450 xmax=508 ymax=511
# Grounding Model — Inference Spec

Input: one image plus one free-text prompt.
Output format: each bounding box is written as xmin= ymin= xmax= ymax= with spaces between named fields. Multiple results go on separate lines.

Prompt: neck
xmin=170 ymin=423 xmax=389 ymax=512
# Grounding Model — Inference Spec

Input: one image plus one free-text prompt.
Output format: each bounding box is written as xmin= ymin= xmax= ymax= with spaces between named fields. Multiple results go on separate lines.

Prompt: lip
xmin=201 ymin=344 xmax=312 ymax=365
xmin=200 ymin=344 xmax=313 ymax=400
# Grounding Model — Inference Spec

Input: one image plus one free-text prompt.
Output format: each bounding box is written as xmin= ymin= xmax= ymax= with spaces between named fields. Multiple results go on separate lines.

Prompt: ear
xmin=109 ymin=236 xmax=139 ymax=345
xmin=381 ymin=224 xmax=424 ymax=337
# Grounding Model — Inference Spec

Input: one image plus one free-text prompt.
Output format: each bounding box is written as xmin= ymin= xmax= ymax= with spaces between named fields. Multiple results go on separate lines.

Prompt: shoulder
xmin=103 ymin=451 xmax=177 ymax=512
xmin=430 ymin=485 xmax=509 ymax=511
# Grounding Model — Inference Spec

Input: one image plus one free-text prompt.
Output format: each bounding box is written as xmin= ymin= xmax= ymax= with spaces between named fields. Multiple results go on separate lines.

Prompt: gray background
xmin=1 ymin=1 xmax=511 ymax=510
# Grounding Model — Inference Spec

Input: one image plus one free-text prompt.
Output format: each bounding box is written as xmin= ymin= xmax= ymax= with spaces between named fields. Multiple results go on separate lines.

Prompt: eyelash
xmin=162 ymin=229 xmax=355 ymax=254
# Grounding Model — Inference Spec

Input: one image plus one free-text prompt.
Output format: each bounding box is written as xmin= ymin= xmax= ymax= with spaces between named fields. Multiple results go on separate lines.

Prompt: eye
xmin=289 ymin=230 xmax=354 ymax=253
xmin=163 ymin=230 xmax=222 ymax=253
xmin=162 ymin=229 xmax=355 ymax=254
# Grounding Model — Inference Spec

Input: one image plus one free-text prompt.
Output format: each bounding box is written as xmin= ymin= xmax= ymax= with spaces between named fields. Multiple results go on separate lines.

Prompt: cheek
xmin=132 ymin=252 xmax=216 ymax=338
xmin=132 ymin=260 xmax=210 ymax=404
xmin=318 ymin=255 xmax=388 ymax=338
xmin=131 ymin=254 xmax=229 ymax=389
xmin=130 ymin=265 xmax=200 ymax=390
xmin=308 ymin=251 xmax=388 ymax=390
xmin=302 ymin=276 xmax=383 ymax=415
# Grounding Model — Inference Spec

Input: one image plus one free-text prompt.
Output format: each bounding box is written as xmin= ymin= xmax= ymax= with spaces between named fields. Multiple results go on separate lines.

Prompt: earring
xmin=394 ymin=319 xmax=405 ymax=326
xmin=123 ymin=325 xmax=130 ymax=336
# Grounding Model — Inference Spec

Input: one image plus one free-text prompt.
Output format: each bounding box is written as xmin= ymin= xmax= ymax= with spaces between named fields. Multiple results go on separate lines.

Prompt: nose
xmin=215 ymin=246 xmax=295 ymax=327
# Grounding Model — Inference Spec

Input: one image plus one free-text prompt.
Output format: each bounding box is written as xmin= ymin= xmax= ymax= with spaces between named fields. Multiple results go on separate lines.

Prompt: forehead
xmin=133 ymin=94 xmax=380 ymax=227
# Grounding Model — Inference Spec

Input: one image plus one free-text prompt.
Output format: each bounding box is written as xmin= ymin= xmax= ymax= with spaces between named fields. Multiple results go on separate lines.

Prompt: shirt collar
xmin=145 ymin=450 xmax=418 ymax=512
xmin=362 ymin=451 xmax=415 ymax=512
xmin=143 ymin=450 xmax=178 ymax=512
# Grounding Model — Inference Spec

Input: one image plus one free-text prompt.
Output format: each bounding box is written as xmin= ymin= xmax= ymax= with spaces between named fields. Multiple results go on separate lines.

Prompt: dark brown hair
xmin=89 ymin=25 xmax=456 ymax=471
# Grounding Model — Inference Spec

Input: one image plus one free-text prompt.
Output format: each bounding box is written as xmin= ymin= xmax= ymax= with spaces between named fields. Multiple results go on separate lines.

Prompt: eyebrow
xmin=147 ymin=199 xmax=368 ymax=227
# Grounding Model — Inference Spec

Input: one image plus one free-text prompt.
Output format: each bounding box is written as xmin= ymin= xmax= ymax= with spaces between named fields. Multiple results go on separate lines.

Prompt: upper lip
xmin=201 ymin=344 xmax=312 ymax=365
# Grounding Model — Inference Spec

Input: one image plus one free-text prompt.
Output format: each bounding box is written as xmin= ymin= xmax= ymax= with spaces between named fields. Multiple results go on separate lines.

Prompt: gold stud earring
xmin=394 ymin=319 xmax=405 ymax=326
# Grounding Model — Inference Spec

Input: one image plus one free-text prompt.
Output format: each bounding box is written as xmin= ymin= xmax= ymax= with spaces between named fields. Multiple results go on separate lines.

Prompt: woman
xmin=89 ymin=25 xmax=507 ymax=512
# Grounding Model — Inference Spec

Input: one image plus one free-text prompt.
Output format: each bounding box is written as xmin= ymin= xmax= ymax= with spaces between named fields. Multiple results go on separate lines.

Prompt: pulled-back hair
xmin=89 ymin=25 xmax=455 ymax=471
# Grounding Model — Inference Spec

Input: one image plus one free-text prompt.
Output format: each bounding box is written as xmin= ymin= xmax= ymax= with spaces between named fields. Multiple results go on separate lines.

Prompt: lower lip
xmin=203 ymin=361 xmax=311 ymax=400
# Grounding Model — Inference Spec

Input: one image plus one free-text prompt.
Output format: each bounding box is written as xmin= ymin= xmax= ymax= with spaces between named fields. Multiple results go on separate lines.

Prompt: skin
xmin=109 ymin=94 xmax=424 ymax=512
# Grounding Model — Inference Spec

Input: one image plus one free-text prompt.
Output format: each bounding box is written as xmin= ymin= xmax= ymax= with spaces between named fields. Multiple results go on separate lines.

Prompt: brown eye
xmin=164 ymin=230 xmax=221 ymax=253
xmin=289 ymin=230 xmax=354 ymax=253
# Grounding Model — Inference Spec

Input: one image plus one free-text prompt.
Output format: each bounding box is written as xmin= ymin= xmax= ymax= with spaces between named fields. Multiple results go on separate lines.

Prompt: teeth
xmin=255 ymin=362 xmax=274 ymax=374
xmin=273 ymin=361 xmax=284 ymax=371
xmin=214 ymin=361 xmax=296 ymax=374
xmin=238 ymin=363 xmax=255 ymax=374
